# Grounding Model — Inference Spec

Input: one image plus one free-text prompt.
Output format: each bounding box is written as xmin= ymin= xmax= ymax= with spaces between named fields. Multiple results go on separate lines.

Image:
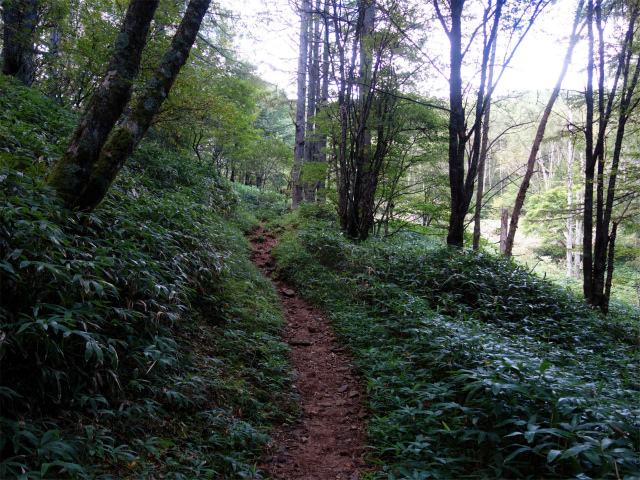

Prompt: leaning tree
xmin=45 ymin=0 xmax=211 ymax=211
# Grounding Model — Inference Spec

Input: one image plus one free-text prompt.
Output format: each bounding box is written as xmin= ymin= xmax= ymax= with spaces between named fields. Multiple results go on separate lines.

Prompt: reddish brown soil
xmin=249 ymin=226 xmax=371 ymax=480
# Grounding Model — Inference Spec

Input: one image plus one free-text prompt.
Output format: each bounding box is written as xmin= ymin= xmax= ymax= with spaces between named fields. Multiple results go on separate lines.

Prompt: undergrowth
xmin=273 ymin=203 xmax=640 ymax=479
xmin=234 ymin=184 xmax=291 ymax=227
xmin=0 ymin=75 xmax=294 ymax=479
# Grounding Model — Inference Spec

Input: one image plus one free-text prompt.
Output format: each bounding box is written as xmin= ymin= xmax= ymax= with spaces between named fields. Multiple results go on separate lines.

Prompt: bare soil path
xmin=249 ymin=225 xmax=371 ymax=480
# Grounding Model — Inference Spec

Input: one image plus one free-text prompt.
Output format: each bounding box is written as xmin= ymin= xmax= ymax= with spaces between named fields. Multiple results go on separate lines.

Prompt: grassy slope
xmin=0 ymin=75 xmax=293 ymax=479
xmin=272 ymin=203 xmax=640 ymax=480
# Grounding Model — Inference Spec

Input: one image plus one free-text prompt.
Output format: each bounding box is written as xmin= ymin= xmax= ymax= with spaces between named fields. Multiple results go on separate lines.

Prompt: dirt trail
xmin=249 ymin=225 xmax=371 ymax=480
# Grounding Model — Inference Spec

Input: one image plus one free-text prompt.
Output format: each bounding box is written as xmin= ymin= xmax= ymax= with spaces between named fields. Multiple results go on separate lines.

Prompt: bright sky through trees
xmin=221 ymin=0 xmax=587 ymax=97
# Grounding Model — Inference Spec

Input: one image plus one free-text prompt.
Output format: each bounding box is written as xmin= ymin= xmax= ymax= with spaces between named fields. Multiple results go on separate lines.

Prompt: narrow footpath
xmin=249 ymin=225 xmax=371 ymax=480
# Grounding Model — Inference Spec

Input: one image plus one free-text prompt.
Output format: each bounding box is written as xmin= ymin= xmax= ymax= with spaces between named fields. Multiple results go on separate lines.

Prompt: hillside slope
xmin=272 ymin=203 xmax=640 ymax=479
xmin=0 ymin=75 xmax=293 ymax=479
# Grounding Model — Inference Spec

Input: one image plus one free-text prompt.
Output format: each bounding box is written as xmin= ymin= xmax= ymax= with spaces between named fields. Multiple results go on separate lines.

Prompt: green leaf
xmin=560 ymin=443 xmax=593 ymax=460
xmin=92 ymin=281 xmax=104 ymax=297
xmin=539 ymin=360 xmax=552 ymax=373
xmin=524 ymin=424 xmax=540 ymax=443
xmin=600 ymin=438 xmax=613 ymax=451
xmin=504 ymin=446 xmax=531 ymax=463
xmin=547 ymin=449 xmax=562 ymax=463
xmin=0 ymin=261 xmax=15 ymax=274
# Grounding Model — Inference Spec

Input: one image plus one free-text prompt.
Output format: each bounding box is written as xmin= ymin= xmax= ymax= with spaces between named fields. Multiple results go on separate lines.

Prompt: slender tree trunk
xmin=499 ymin=208 xmax=509 ymax=255
xmin=594 ymin=18 xmax=640 ymax=310
xmin=2 ymin=0 xmax=39 ymax=86
xmin=503 ymin=1 xmax=583 ymax=258
xmin=304 ymin=0 xmax=320 ymax=202
xmin=337 ymin=102 xmax=349 ymax=228
xmin=603 ymin=222 xmax=618 ymax=314
xmin=45 ymin=0 xmax=160 ymax=209
xmin=66 ymin=0 xmax=211 ymax=211
xmin=583 ymin=2 xmax=639 ymax=311
xmin=315 ymin=1 xmax=330 ymax=201
xmin=566 ymin=139 xmax=574 ymax=278
xmin=292 ymin=0 xmax=310 ymax=209
xmin=47 ymin=20 xmax=63 ymax=99
xmin=592 ymin=1 xmax=608 ymax=307
xmin=472 ymin=37 xmax=497 ymax=250
xmin=331 ymin=0 xmax=353 ymax=232
xmin=583 ymin=0 xmax=596 ymax=300
xmin=575 ymin=172 xmax=583 ymax=280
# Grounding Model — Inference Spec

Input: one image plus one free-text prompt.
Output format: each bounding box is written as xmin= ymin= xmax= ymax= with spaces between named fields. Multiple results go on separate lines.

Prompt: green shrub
xmin=233 ymin=184 xmax=290 ymax=222
xmin=297 ymin=201 xmax=337 ymax=221
xmin=0 ymin=75 xmax=76 ymax=175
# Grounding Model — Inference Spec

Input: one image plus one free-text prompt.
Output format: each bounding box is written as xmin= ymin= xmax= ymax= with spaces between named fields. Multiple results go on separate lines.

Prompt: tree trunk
xmin=442 ymin=0 xmax=504 ymax=247
xmin=472 ymin=37 xmax=498 ymax=250
xmin=331 ymin=0 xmax=355 ymax=234
xmin=499 ymin=208 xmax=509 ymax=255
xmin=1 ymin=0 xmax=38 ymax=86
xmin=593 ymin=18 xmax=639 ymax=311
xmin=583 ymin=1 xmax=639 ymax=312
xmin=45 ymin=0 xmax=160 ymax=209
xmin=304 ymin=0 xmax=321 ymax=202
xmin=583 ymin=0 xmax=596 ymax=300
xmin=566 ymin=138 xmax=574 ymax=278
xmin=292 ymin=0 xmax=310 ymax=209
xmin=444 ymin=0 xmax=466 ymax=248
xmin=46 ymin=20 xmax=63 ymax=99
xmin=575 ymin=182 xmax=582 ymax=280
xmin=63 ymin=0 xmax=211 ymax=211
xmin=349 ymin=0 xmax=376 ymax=241
xmin=316 ymin=0 xmax=330 ymax=200
xmin=503 ymin=1 xmax=583 ymax=258
xmin=602 ymin=222 xmax=618 ymax=314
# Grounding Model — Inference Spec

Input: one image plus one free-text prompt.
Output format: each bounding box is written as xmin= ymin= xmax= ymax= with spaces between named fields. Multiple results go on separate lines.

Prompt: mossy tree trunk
xmin=71 ymin=0 xmax=211 ymax=212
xmin=45 ymin=0 xmax=160 ymax=209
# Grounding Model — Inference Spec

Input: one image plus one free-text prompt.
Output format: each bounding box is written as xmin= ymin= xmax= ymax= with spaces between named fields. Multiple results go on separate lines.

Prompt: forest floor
xmin=249 ymin=225 xmax=372 ymax=480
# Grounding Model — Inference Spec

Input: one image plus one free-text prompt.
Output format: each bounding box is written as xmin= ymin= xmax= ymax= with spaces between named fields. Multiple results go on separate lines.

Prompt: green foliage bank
xmin=0 ymin=76 xmax=293 ymax=479
xmin=273 ymin=203 xmax=640 ymax=479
